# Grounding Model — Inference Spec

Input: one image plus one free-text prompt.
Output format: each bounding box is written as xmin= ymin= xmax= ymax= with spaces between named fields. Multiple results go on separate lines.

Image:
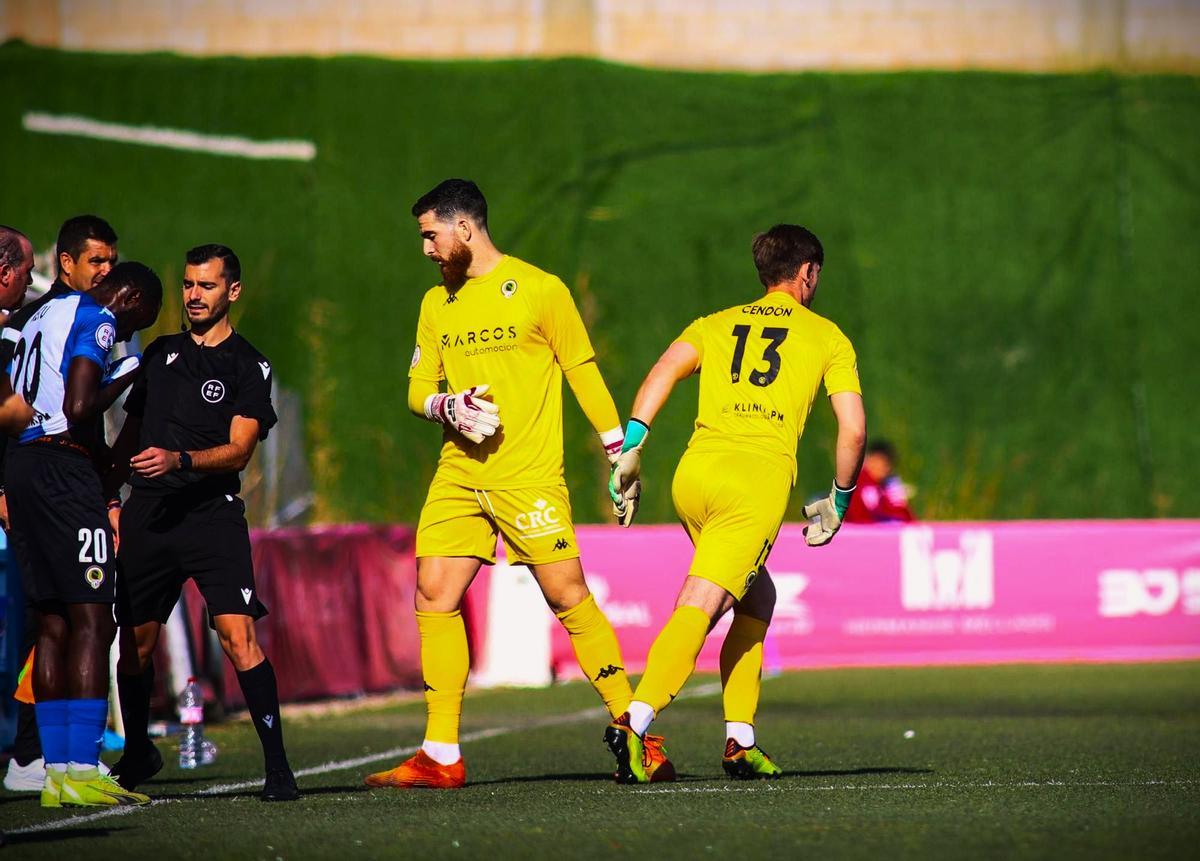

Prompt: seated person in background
xmin=844 ymin=439 xmax=914 ymax=523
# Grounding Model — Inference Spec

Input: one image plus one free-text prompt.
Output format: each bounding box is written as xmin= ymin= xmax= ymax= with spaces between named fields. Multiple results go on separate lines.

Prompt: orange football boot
xmin=643 ymin=733 xmax=677 ymax=783
xmin=364 ymin=750 xmax=466 ymax=789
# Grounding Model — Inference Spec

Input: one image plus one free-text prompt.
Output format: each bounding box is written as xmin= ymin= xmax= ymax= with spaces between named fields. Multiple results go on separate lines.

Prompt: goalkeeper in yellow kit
xmin=605 ymin=224 xmax=867 ymax=782
xmin=365 ymin=179 xmax=673 ymax=789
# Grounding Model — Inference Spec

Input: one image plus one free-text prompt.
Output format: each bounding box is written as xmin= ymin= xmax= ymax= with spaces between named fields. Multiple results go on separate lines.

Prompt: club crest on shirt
xmin=85 ymin=566 xmax=105 ymax=590
xmin=501 ymin=279 xmax=518 ymax=298
xmin=95 ymin=322 xmax=116 ymax=351
xmin=201 ymin=379 xmax=226 ymax=403
xmin=411 ymin=345 xmax=421 ymax=368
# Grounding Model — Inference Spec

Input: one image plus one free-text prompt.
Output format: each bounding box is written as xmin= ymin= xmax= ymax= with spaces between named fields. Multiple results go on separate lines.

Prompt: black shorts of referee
xmin=116 ymin=485 xmax=267 ymax=627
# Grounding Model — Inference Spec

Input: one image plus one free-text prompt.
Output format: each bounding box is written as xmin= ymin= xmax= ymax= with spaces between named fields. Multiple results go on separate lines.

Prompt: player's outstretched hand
xmin=427 ymin=385 xmax=501 ymax=444
xmin=802 ymin=482 xmax=855 ymax=547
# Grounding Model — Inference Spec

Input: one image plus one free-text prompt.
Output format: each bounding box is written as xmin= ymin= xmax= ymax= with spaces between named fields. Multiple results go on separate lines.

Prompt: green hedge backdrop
xmin=3 ymin=44 xmax=1197 ymax=523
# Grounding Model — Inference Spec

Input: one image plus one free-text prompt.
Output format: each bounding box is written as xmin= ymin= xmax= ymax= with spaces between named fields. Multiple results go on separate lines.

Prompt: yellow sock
xmin=632 ymin=606 xmax=711 ymax=713
xmin=557 ymin=594 xmax=632 ymax=718
xmin=720 ymin=614 xmax=769 ymax=724
xmin=416 ymin=609 xmax=469 ymax=744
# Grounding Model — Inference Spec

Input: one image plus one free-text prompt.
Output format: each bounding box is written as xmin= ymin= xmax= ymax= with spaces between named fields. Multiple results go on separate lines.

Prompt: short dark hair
xmin=751 ymin=224 xmax=824 ymax=288
xmin=867 ymin=439 xmax=898 ymax=462
xmin=103 ymin=261 xmax=162 ymax=307
xmin=411 ymin=179 xmax=489 ymax=232
xmin=0 ymin=224 xmax=30 ymax=270
xmin=56 ymin=215 xmax=117 ymax=271
xmin=186 ymin=243 xmax=241 ymax=286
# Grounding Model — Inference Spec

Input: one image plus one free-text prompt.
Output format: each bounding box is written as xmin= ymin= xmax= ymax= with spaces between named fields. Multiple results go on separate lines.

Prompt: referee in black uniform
xmin=105 ymin=244 xmax=299 ymax=801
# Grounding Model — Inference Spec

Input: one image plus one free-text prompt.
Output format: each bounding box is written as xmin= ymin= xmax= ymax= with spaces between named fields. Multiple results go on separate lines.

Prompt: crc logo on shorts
xmin=84 ymin=566 xmax=105 ymax=590
xmin=514 ymin=498 xmax=565 ymax=539
xmin=95 ymin=322 xmax=116 ymax=350
xmin=410 ymin=345 xmax=421 ymax=368
xmin=201 ymin=379 xmax=226 ymax=403
xmin=501 ymin=279 xmax=518 ymax=298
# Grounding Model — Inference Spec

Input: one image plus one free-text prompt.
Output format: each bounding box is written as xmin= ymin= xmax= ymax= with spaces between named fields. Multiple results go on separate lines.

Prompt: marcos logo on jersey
xmin=440 ymin=325 xmax=518 ymax=348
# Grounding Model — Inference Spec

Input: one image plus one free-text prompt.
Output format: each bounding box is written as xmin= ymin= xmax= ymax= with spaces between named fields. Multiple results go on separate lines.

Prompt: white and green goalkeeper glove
xmin=608 ymin=419 xmax=648 ymax=528
xmin=801 ymin=481 xmax=856 ymax=546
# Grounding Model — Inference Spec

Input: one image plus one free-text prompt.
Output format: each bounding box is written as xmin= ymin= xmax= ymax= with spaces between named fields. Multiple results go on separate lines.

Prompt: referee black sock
xmin=117 ymin=663 xmax=156 ymax=756
xmin=236 ymin=658 xmax=290 ymax=773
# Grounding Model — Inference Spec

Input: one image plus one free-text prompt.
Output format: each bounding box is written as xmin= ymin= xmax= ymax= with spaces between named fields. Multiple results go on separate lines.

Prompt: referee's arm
xmin=129 ymin=415 xmax=262 ymax=479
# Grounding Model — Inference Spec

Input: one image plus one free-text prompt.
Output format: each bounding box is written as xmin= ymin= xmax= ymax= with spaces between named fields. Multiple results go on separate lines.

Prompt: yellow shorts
xmin=671 ymin=448 xmax=792 ymax=600
xmin=416 ymin=475 xmax=579 ymax=566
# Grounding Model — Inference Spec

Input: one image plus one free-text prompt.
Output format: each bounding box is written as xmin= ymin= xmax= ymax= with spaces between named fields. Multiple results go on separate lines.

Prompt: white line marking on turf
xmin=8 ymin=681 xmax=724 ymax=835
xmin=21 ymin=111 xmax=316 ymax=161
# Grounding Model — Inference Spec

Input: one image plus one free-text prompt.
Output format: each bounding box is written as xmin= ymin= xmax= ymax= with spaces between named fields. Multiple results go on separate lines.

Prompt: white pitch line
xmin=8 ymin=681 xmax=724 ymax=835
xmin=21 ymin=111 xmax=316 ymax=161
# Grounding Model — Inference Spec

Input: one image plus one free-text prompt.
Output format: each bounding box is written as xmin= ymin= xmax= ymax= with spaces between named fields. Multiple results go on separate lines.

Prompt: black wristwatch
xmin=178 ymin=451 xmax=193 ymax=471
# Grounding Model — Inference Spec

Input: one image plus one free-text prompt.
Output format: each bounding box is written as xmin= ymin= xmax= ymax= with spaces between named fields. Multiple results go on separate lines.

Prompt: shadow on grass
xmin=5 ymin=827 xmax=127 ymax=845
xmin=467 ymin=766 xmax=933 ymax=787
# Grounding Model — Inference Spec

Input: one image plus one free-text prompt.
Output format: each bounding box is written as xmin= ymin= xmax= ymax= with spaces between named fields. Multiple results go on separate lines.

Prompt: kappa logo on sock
xmin=593 ymin=664 xmax=624 ymax=681
xmin=423 ymin=682 xmax=436 ymax=692
xmin=241 ymin=588 xmax=253 ymax=605
xmin=262 ymin=715 xmax=274 ymax=729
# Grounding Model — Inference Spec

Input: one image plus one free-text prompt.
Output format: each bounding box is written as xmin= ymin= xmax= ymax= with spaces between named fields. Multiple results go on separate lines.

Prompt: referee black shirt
xmin=125 ymin=330 xmax=277 ymax=498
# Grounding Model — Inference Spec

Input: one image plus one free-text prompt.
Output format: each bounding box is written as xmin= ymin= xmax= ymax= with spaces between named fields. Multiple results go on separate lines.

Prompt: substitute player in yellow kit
xmin=604 ymin=224 xmax=867 ymax=783
xmin=365 ymin=179 xmax=673 ymax=789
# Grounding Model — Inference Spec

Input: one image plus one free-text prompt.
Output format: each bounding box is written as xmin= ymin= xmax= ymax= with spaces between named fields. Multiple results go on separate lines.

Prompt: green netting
xmin=2 ymin=45 xmax=1197 ymax=522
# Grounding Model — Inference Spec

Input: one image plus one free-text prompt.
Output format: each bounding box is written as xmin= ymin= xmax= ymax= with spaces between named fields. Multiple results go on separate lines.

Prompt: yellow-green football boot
xmin=40 ymin=767 xmax=65 ymax=808
xmin=60 ymin=768 xmax=151 ymax=806
xmin=722 ymin=739 xmax=783 ymax=780
xmin=603 ymin=713 xmax=649 ymax=784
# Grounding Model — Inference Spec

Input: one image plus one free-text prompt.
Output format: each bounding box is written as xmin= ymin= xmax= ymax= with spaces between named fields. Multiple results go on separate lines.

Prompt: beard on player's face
xmin=437 ymin=239 xmax=473 ymax=289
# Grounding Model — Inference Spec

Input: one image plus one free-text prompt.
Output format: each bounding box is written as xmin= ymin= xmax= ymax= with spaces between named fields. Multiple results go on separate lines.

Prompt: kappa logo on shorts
xmin=84 ymin=566 xmax=105 ymax=590
xmin=501 ymin=279 xmax=518 ymax=298
xmin=554 ymin=538 xmax=571 ymax=551
xmin=241 ymin=588 xmax=253 ymax=605
xmin=201 ymin=379 xmax=226 ymax=403
xmin=514 ymin=498 xmax=565 ymax=539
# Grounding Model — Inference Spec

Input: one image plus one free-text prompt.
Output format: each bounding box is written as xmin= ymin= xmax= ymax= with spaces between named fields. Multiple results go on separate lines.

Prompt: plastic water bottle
xmin=178 ymin=678 xmax=205 ymax=769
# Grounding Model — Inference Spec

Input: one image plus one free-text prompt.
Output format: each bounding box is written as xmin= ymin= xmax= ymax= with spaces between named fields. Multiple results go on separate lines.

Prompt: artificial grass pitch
xmin=3 ymin=662 xmax=1197 ymax=859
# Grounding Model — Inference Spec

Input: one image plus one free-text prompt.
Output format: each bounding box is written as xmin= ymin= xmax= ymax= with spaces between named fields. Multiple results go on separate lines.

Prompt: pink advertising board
xmin=541 ymin=522 xmax=1200 ymax=675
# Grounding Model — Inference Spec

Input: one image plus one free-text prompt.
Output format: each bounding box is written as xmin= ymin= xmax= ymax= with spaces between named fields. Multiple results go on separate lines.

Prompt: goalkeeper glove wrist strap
xmin=622 ymin=418 xmax=650 ymax=453
xmin=832 ymin=481 xmax=856 ymax=518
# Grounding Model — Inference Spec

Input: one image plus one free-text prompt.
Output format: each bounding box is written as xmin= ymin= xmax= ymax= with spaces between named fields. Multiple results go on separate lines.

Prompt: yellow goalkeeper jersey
xmin=675 ymin=290 xmax=861 ymax=484
xmin=409 ymin=255 xmax=595 ymax=489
